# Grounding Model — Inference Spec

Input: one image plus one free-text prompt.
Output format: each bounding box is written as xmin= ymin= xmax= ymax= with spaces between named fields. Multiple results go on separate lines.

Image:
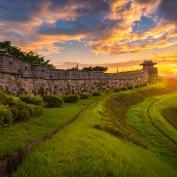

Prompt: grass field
xmin=162 ymin=107 xmax=177 ymax=130
xmin=127 ymin=95 xmax=177 ymax=170
xmin=0 ymin=97 xmax=96 ymax=156
xmin=11 ymin=78 xmax=177 ymax=177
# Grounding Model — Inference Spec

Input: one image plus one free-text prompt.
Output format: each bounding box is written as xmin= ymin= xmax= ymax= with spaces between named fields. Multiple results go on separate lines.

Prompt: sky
xmin=0 ymin=0 xmax=177 ymax=74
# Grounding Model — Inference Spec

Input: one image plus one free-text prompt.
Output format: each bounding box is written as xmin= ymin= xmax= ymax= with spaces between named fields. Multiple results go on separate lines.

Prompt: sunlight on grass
xmin=0 ymin=97 xmax=95 ymax=156
xmin=13 ymin=78 xmax=177 ymax=177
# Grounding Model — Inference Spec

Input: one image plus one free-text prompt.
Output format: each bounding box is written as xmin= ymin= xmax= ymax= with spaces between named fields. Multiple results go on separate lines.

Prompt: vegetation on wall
xmin=66 ymin=65 xmax=108 ymax=72
xmin=82 ymin=66 xmax=108 ymax=72
xmin=0 ymin=41 xmax=54 ymax=68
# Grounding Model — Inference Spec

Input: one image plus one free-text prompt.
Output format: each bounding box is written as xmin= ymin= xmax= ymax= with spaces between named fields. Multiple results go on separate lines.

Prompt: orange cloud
xmin=0 ymin=0 xmax=177 ymax=63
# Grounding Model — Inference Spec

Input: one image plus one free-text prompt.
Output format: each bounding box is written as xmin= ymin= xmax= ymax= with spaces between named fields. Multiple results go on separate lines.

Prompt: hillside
xmin=8 ymin=77 xmax=177 ymax=177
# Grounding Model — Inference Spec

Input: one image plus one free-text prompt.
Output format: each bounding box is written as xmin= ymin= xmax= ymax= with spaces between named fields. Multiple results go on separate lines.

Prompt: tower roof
xmin=140 ymin=60 xmax=157 ymax=66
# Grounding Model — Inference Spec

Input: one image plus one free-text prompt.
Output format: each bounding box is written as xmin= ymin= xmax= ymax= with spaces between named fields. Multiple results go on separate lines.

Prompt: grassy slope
xmin=148 ymin=93 xmax=177 ymax=143
xmin=0 ymin=97 xmax=95 ymax=156
xmin=162 ymin=108 xmax=177 ymax=129
xmin=96 ymin=79 xmax=176 ymax=147
xmin=13 ymin=78 xmax=177 ymax=177
xmin=127 ymin=95 xmax=177 ymax=170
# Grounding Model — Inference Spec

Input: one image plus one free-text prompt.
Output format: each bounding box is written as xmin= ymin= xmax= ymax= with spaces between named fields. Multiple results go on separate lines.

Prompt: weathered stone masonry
xmin=0 ymin=55 xmax=157 ymax=95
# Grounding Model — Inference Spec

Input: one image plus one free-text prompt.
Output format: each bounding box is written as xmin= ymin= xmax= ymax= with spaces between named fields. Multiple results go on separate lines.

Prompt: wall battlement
xmin=0 ymin=55 xmax=156 ymax=95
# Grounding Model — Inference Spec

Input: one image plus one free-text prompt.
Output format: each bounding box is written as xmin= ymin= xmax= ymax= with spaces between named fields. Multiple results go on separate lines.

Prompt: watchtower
xmin=140 ymin=60 xmax=158 ymax=76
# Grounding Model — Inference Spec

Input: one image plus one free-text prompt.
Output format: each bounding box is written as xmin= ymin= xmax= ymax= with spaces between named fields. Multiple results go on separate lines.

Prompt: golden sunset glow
xmin=0 ymin=0 xmax=177 ymax=74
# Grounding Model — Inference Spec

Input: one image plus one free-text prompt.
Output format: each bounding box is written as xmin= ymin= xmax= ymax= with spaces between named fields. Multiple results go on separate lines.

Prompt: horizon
xmin=0 ymin=0 xmax=177 ymax=74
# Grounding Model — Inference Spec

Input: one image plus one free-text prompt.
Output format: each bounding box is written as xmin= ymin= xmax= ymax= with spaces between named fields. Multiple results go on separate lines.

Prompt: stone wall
xmin=0 ymin=54 xmax=150 ymax=95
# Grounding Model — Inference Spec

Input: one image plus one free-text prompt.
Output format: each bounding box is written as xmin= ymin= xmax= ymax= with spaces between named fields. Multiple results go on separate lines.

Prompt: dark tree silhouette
xmin=82 ymin=66 xmax=108 ymax=72
xmin=0 ymin=41 xmax=54 ymax=68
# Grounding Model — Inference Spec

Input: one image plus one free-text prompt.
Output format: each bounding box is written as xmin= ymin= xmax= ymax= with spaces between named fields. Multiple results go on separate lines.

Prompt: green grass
xmin=162 ymin=108 xmax=177 ymax=130
xmin=13 ymin=78 xmax=177 ymax=177
xmin=127 ymin=94 xmax=177 ymax=169
xmin=148 ymin=93 xmax=177 ymax=143
xmin=95 ymin=79 xmax=176 ymax=147
xmin=0 ymin=97 xmax=96 ymax=156
xmin=13 ymin=94 xmax=177 ymax=177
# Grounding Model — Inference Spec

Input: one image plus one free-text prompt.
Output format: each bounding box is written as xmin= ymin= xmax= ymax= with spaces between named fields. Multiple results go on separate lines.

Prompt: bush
xmin=28 ymin=105 xmax=43 ymax=117
xmin=10 ymin=101 xmax=31 ymax=121
xmin=114 ymin=88 xmax=120 ymax=92
xmin=63 ymin=94 xmax=79 ymax=103
xmin=43 ymin=95 xmax=63 ymax=107
xmin=121 ymin=87 xmax=128 ymax=91
xmin=10 ymin=100 xmax=43 ymax=122
xmin=0 ymin=92 xmax=43 ymax=124
xmin=0 ymin=92 xmax=15 ymax=105
xmin=0 ymin=104 xmax=13 ymax=127
xmin=128 ymin=86 xmax=133 ymax=90
xmin=80 ymin=92 xmax=90 ymax=99
xmin=19 ymin=94 xmax=43 ymax=105
xmin=92 ymin=91 xmax=101 ymax=96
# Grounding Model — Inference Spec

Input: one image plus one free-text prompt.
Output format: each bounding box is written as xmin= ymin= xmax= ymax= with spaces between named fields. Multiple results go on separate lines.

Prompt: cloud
xmin=136 ymin=0 xmax=155 ymax=4
xmin=132 ymin=16 xmax=156 ymax=33
xmin=54 ymin=59 xmax=145 ymax=70
xmin=158 ymin=0 xmax=177 ymax=24
xmin=0 ymin=0 xmax=177 ymax=59
xmin=0 ymin=0 xmax=45 ymax=22
xmin=55 ymin=56 xmax=177 ymax=70
xmin=39 ymin=16 xmax=119 ymax=36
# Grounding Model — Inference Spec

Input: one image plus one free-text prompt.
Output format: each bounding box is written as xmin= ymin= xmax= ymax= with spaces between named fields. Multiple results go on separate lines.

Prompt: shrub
xmin=19 ymin=94 xmax=43 ymax=105
xmin=28 ymin=105 xmax=43 ymax=117
xmin=10 ymin=101 xmax=32 ymax=121
xmin=92 ymin=91 xmax=101 ymax=96
xmin=80 ymin=92 xmax=90 ymax=99
xmin=7 ymin=98 xmax=43 ymax=122
xmin=0 ymin=92 xmax=43 ymax=123
xmin=11 ymin=100 xmax=43 ymax=122
xmin=0 ymin=104 xmax=13 ymax=127
xmin=63 ymin=94 xmax=79 ymax=103
xmin=121 ymin=87 xmax=128 ymax=91
xmin=114 ymin=88 xmax=120 ymax=92
xmin=0 ymin=92 xmax=14 ymax=105
xmin=43 ymin=95 xmax=63 ymax=107
xmin=128 ymin=86 xmax=133 ymax=90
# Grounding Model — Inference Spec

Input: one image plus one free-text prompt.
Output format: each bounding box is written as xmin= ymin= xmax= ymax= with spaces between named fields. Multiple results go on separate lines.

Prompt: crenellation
xmin=0 ymin=55 xmax=156 ymax=95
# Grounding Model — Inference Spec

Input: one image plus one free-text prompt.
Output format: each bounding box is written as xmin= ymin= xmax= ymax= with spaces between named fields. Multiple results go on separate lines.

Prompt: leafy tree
xmin=82 ymin=66 xmax=108 ymax=72
xmin=0 ymin=41 xmax=54 ymax=68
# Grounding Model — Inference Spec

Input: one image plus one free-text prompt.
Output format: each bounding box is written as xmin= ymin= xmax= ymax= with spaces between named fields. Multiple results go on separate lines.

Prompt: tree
xmin=0 ymin=41 xmax=54 ymax=68
xmin=82 ymin=66 xmax=108 ymax=72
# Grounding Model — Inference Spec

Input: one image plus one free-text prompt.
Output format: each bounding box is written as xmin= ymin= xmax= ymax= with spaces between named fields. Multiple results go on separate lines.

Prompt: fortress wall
xmin=0 ymin=55 xmax=150 ymax=95
xmin=0 ymin=71 xmax=149 ymax=95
